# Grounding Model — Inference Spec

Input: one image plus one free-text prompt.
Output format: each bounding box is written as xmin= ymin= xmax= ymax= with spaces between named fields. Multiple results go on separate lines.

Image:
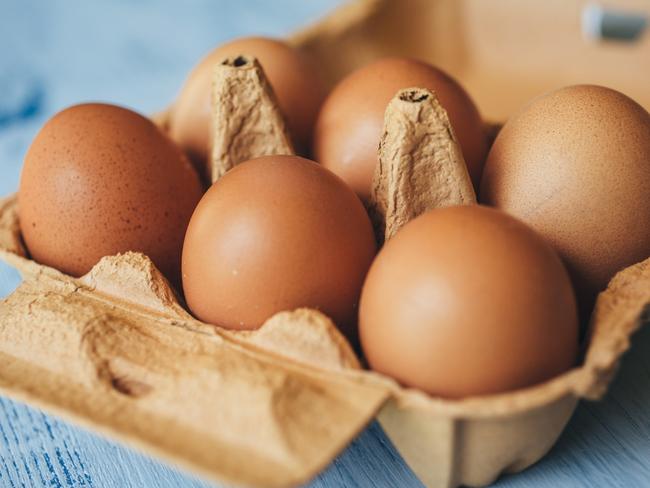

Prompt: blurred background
xmin=0 ymin=0 xmax=345 ymax=198
xmin=1 ymin=1 xmax=649 ymax=487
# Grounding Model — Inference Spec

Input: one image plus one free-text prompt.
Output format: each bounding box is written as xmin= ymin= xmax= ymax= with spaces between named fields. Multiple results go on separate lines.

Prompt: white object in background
xmin=582 ymin=3 xmax=648 ymax=41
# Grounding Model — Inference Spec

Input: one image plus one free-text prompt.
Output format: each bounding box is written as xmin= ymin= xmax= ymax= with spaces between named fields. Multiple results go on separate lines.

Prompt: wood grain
xmin=0 ymin=1 xmax=648 ymax=487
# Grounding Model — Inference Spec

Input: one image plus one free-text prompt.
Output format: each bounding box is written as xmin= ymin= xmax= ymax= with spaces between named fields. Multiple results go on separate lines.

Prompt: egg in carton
xmin=1 ymin=1 xmax=650 ymax=488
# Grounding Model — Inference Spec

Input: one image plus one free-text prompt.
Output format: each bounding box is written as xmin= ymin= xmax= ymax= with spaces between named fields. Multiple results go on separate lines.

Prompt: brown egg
xmin=313 ymin=57 xmax=487 ymax=202
xmin=19 ymin=103 xmax=203 ymax=285
xmin=359 ymin=205 xmax=578 ymax=398
xmin=169 ymin=37 xmax=325 ymax=166
xmin=182 ymin=155 xmax=376 ymax=338
xmin=480 ymin=85 xmax=650 ymax=320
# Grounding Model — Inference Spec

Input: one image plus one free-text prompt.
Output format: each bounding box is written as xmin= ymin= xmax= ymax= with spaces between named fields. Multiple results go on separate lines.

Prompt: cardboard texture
xmin=209 ymin=55 xmax=295 ymax=183
xmin=1 ymin=1 xmax=650 ymax=487
xmin=0 ymin=221 xmax=390 ymax=488
xmin=1 ymin=193 xmax=648 ymax=487
xmin=368 ymin=87 xmax=475 ymax=243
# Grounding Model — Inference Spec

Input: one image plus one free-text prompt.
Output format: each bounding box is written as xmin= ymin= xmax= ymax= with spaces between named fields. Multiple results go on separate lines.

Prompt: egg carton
xmin=1 ymin=1 xmax=650 ymax=487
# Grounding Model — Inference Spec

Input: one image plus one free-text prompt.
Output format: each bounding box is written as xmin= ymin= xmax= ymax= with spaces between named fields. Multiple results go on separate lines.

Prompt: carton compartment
xmin=1 ymin=1 xmax=650 ymax=487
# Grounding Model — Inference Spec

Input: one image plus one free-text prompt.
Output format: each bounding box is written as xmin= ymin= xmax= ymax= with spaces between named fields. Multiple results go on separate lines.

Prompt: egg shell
xmin=169 ymin=37 xmax=326 ymax=166
xmin=359 ymin=205 xmax=578 ymax=398
xmin=313 ymin=57 xmax=487 ymax=202
xmin=19 ymin=103 xmax=204 ymax=286
xmin=181 ymin=155 xmax=376 ymax=339
xmin=480 ymin=85 xmax=650 ymax=320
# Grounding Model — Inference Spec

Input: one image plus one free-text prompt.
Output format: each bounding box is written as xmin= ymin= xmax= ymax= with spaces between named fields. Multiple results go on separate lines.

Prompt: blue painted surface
xmin=0 ymin=1 xmax=649 ymax=487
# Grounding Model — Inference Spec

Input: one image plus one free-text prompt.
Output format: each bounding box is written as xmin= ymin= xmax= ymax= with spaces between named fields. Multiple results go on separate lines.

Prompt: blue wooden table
xmin=1 ymin=1 xmax=649 ymax=486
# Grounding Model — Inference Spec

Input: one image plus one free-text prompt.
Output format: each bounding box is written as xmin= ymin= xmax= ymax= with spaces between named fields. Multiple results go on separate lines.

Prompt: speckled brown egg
xmin=182 ymin=155 xmax=376 ymax=339
xmin=480 ymin=85 xmax=650 ymax=320
xmin=19 ymin=103 xmax=203 ymax=285
xmin=359 ymin=205 xmax=578 ymax=398
xmin=169 ymin=37 xmax=325 ymax=166
xmin=313 ymin=57 xmax=488 ymax=202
